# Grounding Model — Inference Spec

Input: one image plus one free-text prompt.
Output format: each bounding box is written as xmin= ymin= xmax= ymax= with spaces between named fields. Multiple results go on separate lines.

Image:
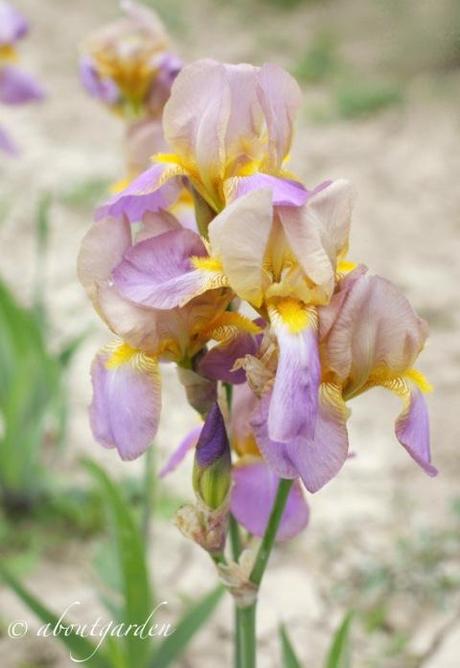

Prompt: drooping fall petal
xmin=251 ymin=383 xmax=350 ymax=493
xmin=112 ymin=228 xmax=225 ymax=309
xmin=90 ymin=342 xmax=161 ymax=460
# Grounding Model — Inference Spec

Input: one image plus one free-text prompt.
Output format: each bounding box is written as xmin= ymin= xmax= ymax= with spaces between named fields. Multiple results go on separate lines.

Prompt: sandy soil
xmin=1 ymin=0 xmax=459 ymax=666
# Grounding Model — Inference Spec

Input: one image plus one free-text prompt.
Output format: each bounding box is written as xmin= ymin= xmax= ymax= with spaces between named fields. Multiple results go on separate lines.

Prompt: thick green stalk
xmin=238 ymin=605 xmax=256 ymax=668
xmin=236 ymin=478 xmax=294 ymax=668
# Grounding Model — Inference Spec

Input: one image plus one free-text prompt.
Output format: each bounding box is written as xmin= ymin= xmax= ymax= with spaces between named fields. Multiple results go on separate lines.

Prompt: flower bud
xmin=192 ymin=403 xmax=231 ymax=511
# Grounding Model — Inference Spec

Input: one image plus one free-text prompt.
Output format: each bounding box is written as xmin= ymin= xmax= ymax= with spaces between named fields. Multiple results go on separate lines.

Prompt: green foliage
xmin=0 ymin=192 xmax=85 ymax=513
xmin=294 ymin=33 xmax=338 ymax=84
xmin=335 ymin=82 xmax=403 ymax=119
xmin=0 ymin=277 xmax=62 ymax=510
xmin=1 ymin=459 xmax=224 ymax=668
xmin=150 ymin=586 xmax=224 ymax=668
xmin=324 ymin=611 xmax=354 ymax=668
xmin=279 ymin=624 xmax=302 ymax=667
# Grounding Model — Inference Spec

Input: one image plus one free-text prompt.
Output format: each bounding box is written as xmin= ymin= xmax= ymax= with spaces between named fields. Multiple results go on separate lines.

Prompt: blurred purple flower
xmin=0 ymin=1 xmax=28 ymax=47
xmin=0 ymin=65 xmax=44 ymax=104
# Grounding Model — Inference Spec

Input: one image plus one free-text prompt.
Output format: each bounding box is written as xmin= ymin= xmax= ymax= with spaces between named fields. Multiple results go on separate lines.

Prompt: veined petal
xmin=268 ymin=302 xmax=320 ymax=442
xmin=278 ymin=196 xmax=334 ymax=294
xmin=90 ymin=342 xmax=161 ymax=460
xmin=112 ymin=228 xmax=221 ymax=309
xmin=382 ymin=375 xmax=437 ymax=477
xmin=0 ymin=65 xmax=44 ymax=104
xmin=225 ymin=173 xmax=308 ymax=207
xmin=231 ymin=460 xmax=309 ymax=541
xmin=324 ymin=273 xmax=429 ymax=396
xmin=251 ymin=383 xmax=350 ymax=492
xmin=208 ymin=188 xmax=273 ymax=307
xmin=95 ymin=162 xmax=183 ymax=222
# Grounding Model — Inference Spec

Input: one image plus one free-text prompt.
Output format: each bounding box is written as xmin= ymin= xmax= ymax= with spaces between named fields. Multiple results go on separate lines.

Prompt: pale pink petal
xmin=256 ymin=63 xmax=302 ymax=169
xmin=231 ymin=460 xmax=309 ymax=541
xmin=163 ymin=59 xmax=230 ymax=184
xmin=322 ymin=273 xmax=429 ymax=395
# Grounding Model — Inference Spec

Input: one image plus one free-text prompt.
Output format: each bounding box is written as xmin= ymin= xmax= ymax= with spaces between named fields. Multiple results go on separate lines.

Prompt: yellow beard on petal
xmin=271 ymin=298 xmax=317 ymax=334
xmin=105 ymin=342 xmax=138 ymax=368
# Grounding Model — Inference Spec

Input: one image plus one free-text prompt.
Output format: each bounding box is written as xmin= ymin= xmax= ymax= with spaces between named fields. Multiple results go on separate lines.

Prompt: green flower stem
xmin=237 ymin=605 xmax=256 ymax=668
xmin=236 ymin=478 xmax=294 ymax=668
xmin=249 ymin=478 xmax=293 ymax=586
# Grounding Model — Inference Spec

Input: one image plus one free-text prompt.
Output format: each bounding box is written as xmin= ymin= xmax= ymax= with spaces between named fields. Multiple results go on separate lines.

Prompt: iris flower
xmin=96 ymin=59 xmax=307 ymax=222
xmin=80 ymin=0 xmax=181 ymax=120
xmin=240 ymin=267 xmax=436 ymax=492
xmin=78 ymin=213 xmax=261 ymax=460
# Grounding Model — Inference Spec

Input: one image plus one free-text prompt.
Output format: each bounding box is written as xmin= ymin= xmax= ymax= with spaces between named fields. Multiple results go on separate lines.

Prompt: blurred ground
xmin=0 ymin=0 xmax=460 ymax=666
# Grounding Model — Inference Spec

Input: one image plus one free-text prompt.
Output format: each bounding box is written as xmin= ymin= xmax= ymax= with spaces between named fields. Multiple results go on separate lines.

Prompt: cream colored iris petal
xmin=278 ymin=204 xmax=334 ymax=292
xmin=208 ymin=188 xmax=274 ymax=307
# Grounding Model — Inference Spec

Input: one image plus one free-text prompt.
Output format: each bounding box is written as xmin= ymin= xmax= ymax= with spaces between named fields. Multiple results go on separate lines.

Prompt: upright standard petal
xmin=0 ymin=65 xmax=44 ymax=104
xmin=90 ymin=342 xmax=161 ymax=460
xmin=231 ymin=460 xmax=309 ymax=541
xmin=251 ymin=383 xmax=350 ymax=493
xmin=268 ymin=302 xmax=320 ymax=443
xmin=208 ymin=188 xmax=273 ymax=307
xmin=322 ymin=273 xmax=429 ymax=396
xmin=256 ymin=62 xmax=302 ymax=170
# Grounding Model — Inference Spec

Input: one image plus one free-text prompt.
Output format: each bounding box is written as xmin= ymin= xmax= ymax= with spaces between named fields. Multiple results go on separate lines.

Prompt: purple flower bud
xmin=193 ymin=403 xmax=231 ymax=510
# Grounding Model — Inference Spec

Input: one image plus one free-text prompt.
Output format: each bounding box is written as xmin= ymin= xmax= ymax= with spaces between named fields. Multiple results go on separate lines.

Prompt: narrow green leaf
xmin=0 ymin=565 xmax=110 ymax=668
xmin=150 ymin=586 xmax=224 ymax=668
xmin=279 ymin=624 xmax=302 ymax=668
xmin=83 ymin=459 xmax=153 ymax=667
xmin=324 ymin=611 xmax=354 ymax=668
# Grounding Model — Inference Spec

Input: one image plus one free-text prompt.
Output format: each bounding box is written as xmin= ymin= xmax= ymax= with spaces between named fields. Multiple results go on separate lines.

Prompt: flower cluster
xmin=0 ymin=1 xmax=44 ymax=154
xmin=79 ymin=59 xmax=435 ymax=543
xmin=79 ymin=0 xmax=182 ymax=179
